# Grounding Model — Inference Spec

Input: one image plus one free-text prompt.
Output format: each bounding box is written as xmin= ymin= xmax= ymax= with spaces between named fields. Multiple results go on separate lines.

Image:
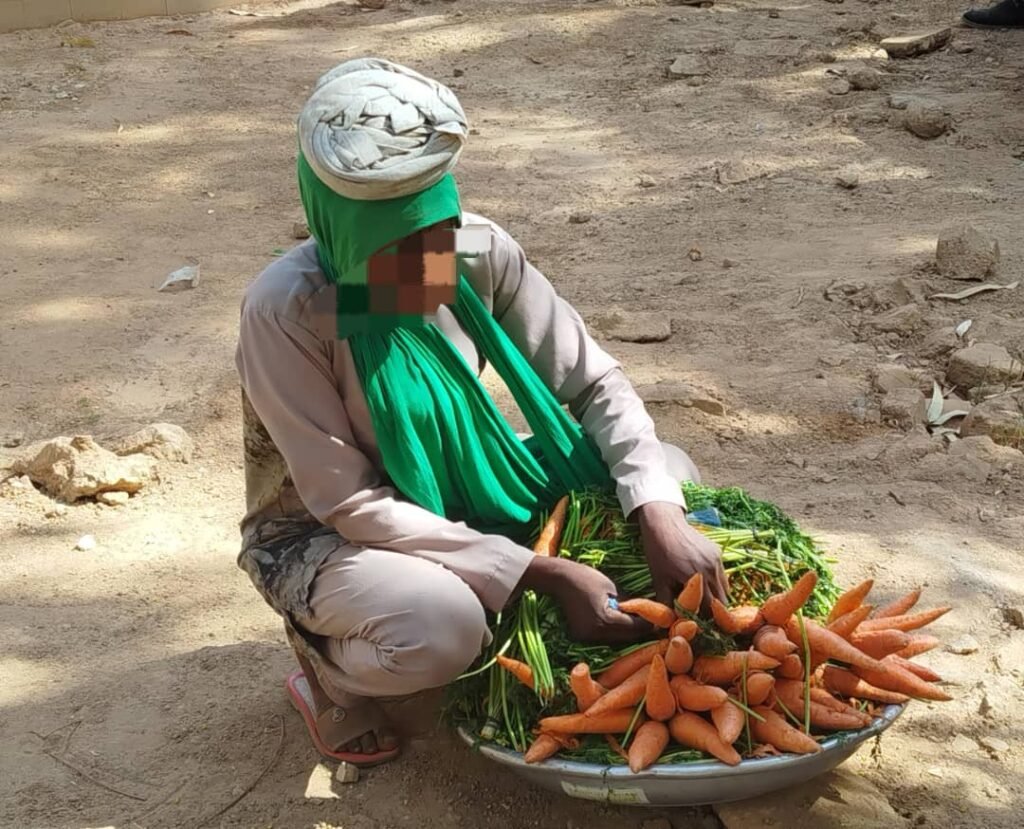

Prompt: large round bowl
xmin=458 ymin=704 xmax=904 ymax=807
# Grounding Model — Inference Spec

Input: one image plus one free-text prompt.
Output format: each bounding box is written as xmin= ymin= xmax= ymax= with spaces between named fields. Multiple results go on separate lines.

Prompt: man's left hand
xmin=635 ymin=501 xmax=729 ymax=610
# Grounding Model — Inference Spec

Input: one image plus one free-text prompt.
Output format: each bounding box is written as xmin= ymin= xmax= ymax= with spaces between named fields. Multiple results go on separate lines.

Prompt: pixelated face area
xmin=366 ymin=221 xmax=457 ymax=316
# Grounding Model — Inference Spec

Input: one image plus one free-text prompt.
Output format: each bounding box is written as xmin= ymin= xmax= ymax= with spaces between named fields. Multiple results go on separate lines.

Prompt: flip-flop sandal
xmin=285 ymin=670 xmax=401 ymax=767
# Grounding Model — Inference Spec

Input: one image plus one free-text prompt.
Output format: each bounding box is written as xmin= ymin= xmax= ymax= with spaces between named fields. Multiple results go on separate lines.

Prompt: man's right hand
xmin=515 ymin=555 xmax=652 ymax=644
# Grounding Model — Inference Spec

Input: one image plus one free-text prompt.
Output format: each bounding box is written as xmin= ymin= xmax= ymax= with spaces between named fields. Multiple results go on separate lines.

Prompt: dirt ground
xmin=1 ymin=0 xmax=1023 ymax=827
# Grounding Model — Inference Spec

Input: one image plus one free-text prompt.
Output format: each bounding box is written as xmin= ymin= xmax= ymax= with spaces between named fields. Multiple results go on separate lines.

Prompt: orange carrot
xmin=597 ymin=641 xmax=669 ymax=688
xmin=743 ymin=671 xmax=776 ymax=707
xmin=751 ymin=707 xmax=822 ymax=754
xmin=711 ymin=701 xmax=745 ymax=744
xmin=827 ymin=604 xmax=875 ymax=640
xmin=619 ymin=598 xmax=676 ymax=629
xmin=532 ymin=495 xmax=569 ymax=556
xmin=628 ymin=721 xmax=670 ymax=772
xmin=670 ymin=619 xmax=700 ymax=642
xmin=805 ymin=684 xmax=859 ymax=715
xmin=676 ymin=573 xmax=704 ymax=615
xmin=848 ymin=630 xmax=912 ymax=660
xmin=887 ymin=655 xmax=942 ymax=683
xmin=772 ymin=680 xmax=870 ymax=729
xmin=668 ymin=711 xmax=742 ymax=765
xmin=664 ymin=636 xmax=694 ymax=675
xmin=777 ymin=653 xmax=804 ymax=679
xmin=826 ymin=579 xmax=874 ymax=624
xmin=872 ymin=587 xmax=922 ymax=619
xmin=856 ymin=607 xmax=951 ymax=634
xmin=569 ymin=663 xmax=606 ymax=713
xmin=586 ymin=665 xmax=650 ymax=718
xmin=524 ymin=734 xmax=562 ymax=763
xmin=820 ymin=665 xmax=909 ymax=704
xmin=604 ymin=734 xmax=629 ymax=762
xmin=753 ymin=625 xmax=798 ymax=660
xmin=895 ymin=634 xmax=941 ymax=658
xmin=784 ymin=618 xmax=888 ymax=673
xmin=693 ymin=651 xmax=780 ymax=686
xmin=711 ymin=599 xmax=765 ymax=635
xmin=496 ymin=655 xmax=534 ymax=689
xmin=854 ymin=657 xmax=952 ymax=702
xmin=646 ymin=655 xmax=677 ymax=722
xmin=761 ymin=570 xmax=818 ymax=626
xmin=670 ymin=674 xmax=729 ymax=711
xmin=539 ymin=709 xmax=637 ymax=734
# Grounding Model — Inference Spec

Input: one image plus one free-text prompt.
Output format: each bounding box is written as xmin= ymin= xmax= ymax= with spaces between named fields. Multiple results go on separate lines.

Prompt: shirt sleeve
xmin=236 ymin=301 xmax=534 ymax=612
xmin=479 ymin=223 xmax=687 ymax=516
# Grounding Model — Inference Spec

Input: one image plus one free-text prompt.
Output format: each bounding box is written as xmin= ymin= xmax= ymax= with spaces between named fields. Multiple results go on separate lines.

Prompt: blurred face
xmin=366 ymin=221 xmax=457 ymax=317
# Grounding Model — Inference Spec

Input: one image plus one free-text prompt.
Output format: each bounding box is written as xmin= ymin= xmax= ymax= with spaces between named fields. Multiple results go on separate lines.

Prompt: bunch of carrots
xmin=452 ymin=486 xmax=953 ymax=772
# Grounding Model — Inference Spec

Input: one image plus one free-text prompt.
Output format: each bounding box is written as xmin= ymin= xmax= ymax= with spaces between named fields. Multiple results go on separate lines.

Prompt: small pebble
xmin=638 ymin=174 xmax=657 ymax=188
xmin=927 ymin=767 xmax=944 ymax=778
xmin=75 ymin=534 xmax=96 ymax=551
xmin=568 ymin=211 xmax=592 ymax=224
xmin=946 ymin=634 xmax=979 ymax=655
xmin=335 ymin=761 xmax=361 ymax=783
xmin=979 ymin=736 xmax=1009 ymax=754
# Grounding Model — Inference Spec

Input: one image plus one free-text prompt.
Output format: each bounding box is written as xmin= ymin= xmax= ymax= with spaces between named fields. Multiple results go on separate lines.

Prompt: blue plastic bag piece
xmin=686 ymin=507 xmax=722 ymax=527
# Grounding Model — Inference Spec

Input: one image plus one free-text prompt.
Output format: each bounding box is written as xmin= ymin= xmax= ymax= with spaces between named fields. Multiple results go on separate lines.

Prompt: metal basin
xmin=458 ymin=704 xmax=904 ymax=807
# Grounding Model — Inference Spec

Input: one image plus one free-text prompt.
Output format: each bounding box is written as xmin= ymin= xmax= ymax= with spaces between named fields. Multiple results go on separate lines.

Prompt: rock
xmin=111 ymin=423 xmax=194 ymax=463
xmin=2 ymin=433 xmax=23 ymax=448
xmin=715 ymin=768 xmax=907 ymax=829
xmin=910 ymin=451 xmax=990 ymax=484
xmin=716 ymin=160 xmax=765 ymax=186
xmin=887 ymin=93 xmax=913 ymax=110
xmin=904 ymin=100 xmax=951 ymax=139
xmin=946 ymin=634 xmax=980 ymax=655
xmin=848 ymin=65 xmax=884 ymax=90
xmin=722 ymin=258 xmax=737 ymax=269
xmin=948 ymin=435 xmax=1024 ymax=469
xmin=159 ymin=264 xmax=200 ymax=293
xmin=881 ymin=388 xmax=927 ymax=428
xmin=335 ymin=761 xmax=360 ymax=784
xmin=734 ymin=39 xmax=809 ymax=58
xmin=636 ymin=382 xmax=697 ymax=405
xmin=935 ymin=224 xmax=1000 ymax=280
xmin=358 ymin=0 xmax=388 ymax=8
xmin=304 ymin=762 xmax=340 ymax=799
xmin=950 ymin=733 xmax=978 ymax=754
xmin=668 ymin=55 xmax=710 ymax=79
xmin=979 ymin=736 xmax=1009 ymax=754
xmin=871 ymin=364 xmax=932 ymax=395
xmin=593 ymin=311 xmax=672 ymax=343
xmin=97 ymin=490 xmax=130 ymax=507
xmin=692 ymin=397 xmax=726 ymax=416
xmin=880 ymin=28 xmax=952 ymax=59
xmin=960 ymin=396 xmax=1024 ymax=447
xmin=835 ymin=168 xmax=860 ymax=189
xmin=919 ymin=326 xmax=960 ymax=360
xmin=44 ymin=503 xmax=68 ymax=519
xmin=866 ymin=303 xmax=924 ymax=335
xmin=453 ymin=67 xmax=465 ymax=77
xmin=75 ymin=534 xmax=96 ymax=551
xmin=947 ymin=343 xmax=1024 ymax=389
xmin=639 ymin=819 xmax=673 ymax=829
xmin=568 ymin=211 xmax=592 ymax=224
xmin=292 ymin=221 xmax=310 ymax=240
xmin=12 ymin=436 xmax=155 ymax=502
xmin=827 ymin=78 xmax=852 ymax=96
xmin=638 ymin=174 xmax=657 ymax=188
xmin=1000 ymin=607 xmax=1024 ymax=629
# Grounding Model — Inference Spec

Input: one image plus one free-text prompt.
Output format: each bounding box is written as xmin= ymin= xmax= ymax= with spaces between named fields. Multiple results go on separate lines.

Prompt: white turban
xmin=298 ymin=57 xmax=468 ymax=201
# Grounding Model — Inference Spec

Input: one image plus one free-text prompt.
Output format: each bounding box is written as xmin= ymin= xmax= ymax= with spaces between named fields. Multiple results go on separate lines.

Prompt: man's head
xmin=365 ymin=220 xmax=457 ymax=317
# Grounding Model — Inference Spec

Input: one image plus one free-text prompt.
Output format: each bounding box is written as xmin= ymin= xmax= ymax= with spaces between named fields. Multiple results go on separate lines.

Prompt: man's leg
xmin=963 ymin=0 xmax=1024 ymax=26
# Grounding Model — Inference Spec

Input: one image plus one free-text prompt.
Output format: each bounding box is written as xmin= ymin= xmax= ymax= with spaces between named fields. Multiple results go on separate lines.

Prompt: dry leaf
xmin=166 ymin=29 xmax=194 ymax=36
xmin=931 ymin=281 xmax=1020 ymax=301
xmin=927 ymin=381 xmax=944 ymax=423
xmin=955 ymin=319 xmax=972 ymax=338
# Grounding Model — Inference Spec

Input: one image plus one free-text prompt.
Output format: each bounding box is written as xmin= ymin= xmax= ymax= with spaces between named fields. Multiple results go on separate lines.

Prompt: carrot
xmin=604 ymin=734 xmax=629 ymax=762
xmin=753 ymin=625 xmax=798 ymax=660
xmin=569 ymin=663 xmax=606 ymax=713
xmin=670 ymin=619 xmax=699 ymax=642
xmin=711 ymin=701 xmax=745 ymax=744
xmin=619 ymin=598 xmax=676 ymax=629
xmin=711 ymin=599 xmax=764 ymax=635
xmin=807 ymin=685 xmax=860 ymax=715
xmin=761 ymin=570 xmax=818 ymax=626
xmin=773 ymin=680 xmax=870 ymax=729
xmin=668 ymin=711 xmax=742 ymax=765
xmin=777 ymin=653 xmax=804 ymax=680
xmin=524 ymin=734 xmax=562 ymax=763
xmin=856 ymin=607 xmax=952 ymax=634
xmin=585 ymin=665 xmax=650 ymax=718
xmin=539 ymin=709 xmax=637 ymax=734
xmin=664 ymin=636 xmax=694 ymax=675
xmin=820 ymin=665 xmax=909 ymax=705
xmin=676 ymin=573 xmax=704 ymax=615
xmin=872 ymin=587 xmax=922 ymax=620
xmin=848 ymin=630 xmax=912 ymax=660
xmin=784 ymin=618 xmax=888 ymax=674
xmin=596 ymin=641 xmax=669 ymax=689
xmin=827 ymin=579 xmax=874 ymax=623
xmin=743 ymin=671 xmax=776 ymax=707
xmin=670 ymin=674 xmax=729 ymax=711
xmin=887 ymin=654 xmax=942 ymax=683
xmin=532 ymin=495 xmax=569 ymax=556
xmin=826 ymin=604 xmax=875 ymax=640
xmin=751 ymin=707 xmax=822 ymax=754
xmin=496 ymin=655 xmax=534 ymax=689
xmin=646 ymin=655 xmax=677 ymax=722
xmin=854 ymin=657 xmax=952 ymax=702
xmin=628 ymin=721 xmax=670 ymax=772
xmin=693 ymin=651 xmax=780 ymax=686
xmin=895 ymin=634 xmax=941 ymax=658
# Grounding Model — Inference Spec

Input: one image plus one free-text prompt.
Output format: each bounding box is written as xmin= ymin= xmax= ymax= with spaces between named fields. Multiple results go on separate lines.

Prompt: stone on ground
xmin=947 ymin=343 xmax=1024 ymax=390
xmin=880 ymin=28 xmax=952 ymax=59
xmin=13 ymin=436 xmax=155 ymax=502
xmin=903 ymin=100 xmax=950 ymax=139
xmin=836 ymin=168 xmax=860 ymax=189
xmin=945 ymin=634 xmax=980 ymax=655
xmin=866 ymin=303 xmax=924 ymax=335
xmin=668 ymin=55 xmax=710 ymax=78
xmin=292 ymin=221 xmax=310 ymax=239
xmin=97 ymin=490 xmax=130 ymax=506
xmin=871 ymin=364 xmax=933 ymax=395
xmin=717 ymin=160 xmax=766 ymax=186
xmin=959 ymin=394 xmax=1024 ymax=448
xmin=847 ymin=65 xmax=885 ymax=90
xmin=881 ymin=388 xmax=928 ymax=428
xmin=935 ymin=224 xmax=1000 ymax=280
xmin=592 ymin=311 xmax=672 ymax=343
xmin=111 ymin=423 xmax=194 ymax=463
xmin=636 ymin=382 xmax=697 ymax=405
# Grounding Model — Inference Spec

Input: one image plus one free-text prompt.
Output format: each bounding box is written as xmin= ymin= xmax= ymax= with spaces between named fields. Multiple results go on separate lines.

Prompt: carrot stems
xmin=726 ymin=695 xmax=766 ymax=722
xmin=622 ymin=695 xmax=647 ymax=749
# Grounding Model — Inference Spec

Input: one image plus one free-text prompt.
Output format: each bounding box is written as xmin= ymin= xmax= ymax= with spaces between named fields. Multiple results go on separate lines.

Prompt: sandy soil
xmin=1 ymin=1 xmax=1023 ymax=827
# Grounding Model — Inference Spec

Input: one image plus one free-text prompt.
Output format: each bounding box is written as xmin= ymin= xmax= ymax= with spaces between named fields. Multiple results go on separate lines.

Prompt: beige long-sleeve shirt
xmin=235 ymin=213 xmax=685 ymax=617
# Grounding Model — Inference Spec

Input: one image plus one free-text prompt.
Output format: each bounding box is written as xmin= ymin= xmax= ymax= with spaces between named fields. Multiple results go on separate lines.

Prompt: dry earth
xmin=1 ymin=1 xmax=1023 ymax=828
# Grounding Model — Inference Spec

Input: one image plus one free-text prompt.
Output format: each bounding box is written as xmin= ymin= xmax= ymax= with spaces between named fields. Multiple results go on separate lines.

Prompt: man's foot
xmin=963 ymin=0 xmax=1024 ymax=27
